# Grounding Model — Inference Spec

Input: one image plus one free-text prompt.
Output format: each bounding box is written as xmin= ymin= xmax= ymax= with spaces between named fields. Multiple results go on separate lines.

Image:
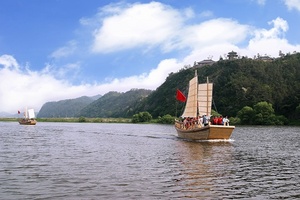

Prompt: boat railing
xmin=175 ymin=120 xmax=203 ymax=130
xmin=176 ymin=118 xmax=232 ymax=130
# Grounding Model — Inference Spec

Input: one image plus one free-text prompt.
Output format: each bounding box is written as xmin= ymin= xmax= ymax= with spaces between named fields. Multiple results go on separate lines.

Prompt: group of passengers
xmin=211 ymin=116 xmax=230 ymax=126
xmin=177 ymin=115 xmax=230 ymax=130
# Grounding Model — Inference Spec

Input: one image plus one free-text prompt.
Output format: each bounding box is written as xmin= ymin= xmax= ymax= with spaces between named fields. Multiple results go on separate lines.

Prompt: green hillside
xmin=133 ymin=53 xmax=300 ymax=120
xmin=37 ymin=96 xmax=96 ymax=118
xmin=77 ymin=89 xmax=152 ymax=118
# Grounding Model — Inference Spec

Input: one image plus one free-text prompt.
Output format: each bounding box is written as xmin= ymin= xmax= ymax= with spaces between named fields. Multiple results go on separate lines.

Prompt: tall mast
xmin=196 ymin=70 xmax=198 ymax=116
xmin=206 ymin=77 xmax=209 ymax=116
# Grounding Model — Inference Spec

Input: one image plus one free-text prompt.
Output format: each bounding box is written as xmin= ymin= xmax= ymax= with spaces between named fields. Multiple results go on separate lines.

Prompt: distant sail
xmin=27 ymin=109 xmax=35 ymax=119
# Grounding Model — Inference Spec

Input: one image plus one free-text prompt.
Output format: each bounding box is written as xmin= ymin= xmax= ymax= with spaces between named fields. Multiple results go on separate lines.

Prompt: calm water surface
xmin=0 ymin=122 xmax=300 ymax=199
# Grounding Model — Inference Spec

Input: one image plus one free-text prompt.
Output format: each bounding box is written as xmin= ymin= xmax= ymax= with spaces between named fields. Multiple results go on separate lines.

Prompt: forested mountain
xmin=37 ymin=53 xmax=300 ymax=120
xmin=132 ymin=53 xmax=300 ymax=119
xmin=37 ymin=96 xmax=98 ymax=118
xmin=77 ymin=89 xmax=152 ymax=118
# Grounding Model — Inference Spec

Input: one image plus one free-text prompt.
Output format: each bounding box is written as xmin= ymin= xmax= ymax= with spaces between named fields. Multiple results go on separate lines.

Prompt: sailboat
xmin=175 ymin=71 xmax=235 ymax=140
xmin=18 ymin=108 xmax=37 ymax=125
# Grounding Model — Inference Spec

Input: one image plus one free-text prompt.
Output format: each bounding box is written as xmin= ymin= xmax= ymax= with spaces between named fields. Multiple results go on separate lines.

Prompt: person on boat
xmin=190 ymin=117 xmax=195 ymax=129
xmin=183 ymin=117 xmax=188 ymax=129
xmin=217 ymin=116 xmax=223 ymax=125
xmin=223 ymin=116 xmax=230 ymax=126
xmin=198 ymin=116 xmax=203 ymax=127
xmin=189 ymin=118 xmax=192 ymax=129
xmin=190 ymin=117 xmax=194 ymax=129
xmin=185 ymin=117 xmax=190 ymax=129
xmin=192 ymin=117 xmax=197 ymax=129
xmin=212 ymin=116 xmax=218 ymax=125
xmin=203 ymin=115 xmax=209 ymax=126
xmin=207 ymin=115 xmax=211 ymax=125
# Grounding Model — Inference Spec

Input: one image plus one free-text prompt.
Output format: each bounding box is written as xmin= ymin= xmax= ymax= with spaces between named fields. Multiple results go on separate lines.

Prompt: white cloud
xmin=183 ymin=17 xmax=299 ymax=61
xmin=181 ymin=18 xmax=250 ymax=49
xmin=253 ymin=17 xmax=288 ymax=40
xmin=0 ymin=58 xmax=98 ymax=113
xmin=284 ymin=0 xmax=300 ymax=11
xmin=0 ymin=55 xmax=20 ymax=70
xmin=51 ymin=40 xmax=77 ymax=59
xmin=91 ymin=2 xmax=186 ymax=53
xmin=95 ymin=59 xmax=182 ymax=92
xmin=199 ymin=10 xmax=214 ymax=18
xmin=89 ymin=3 xmax=251 ymax=58
xmin=0 ymin=54 xmax=182 ymax=114
xmin=246 ymin=17 xmax=299 ymax=57
xmin=256 ymin=0 xmax=266 ymax=6
xmin=91 ymin=3 xmax=250 ymax=54
xmin=56 ymin=62 xmax=81 ymax=79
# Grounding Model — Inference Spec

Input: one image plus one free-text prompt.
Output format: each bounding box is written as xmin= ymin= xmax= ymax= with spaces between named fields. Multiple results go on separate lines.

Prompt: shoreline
xmin=0 ymin=117 xmax=132 ymax=123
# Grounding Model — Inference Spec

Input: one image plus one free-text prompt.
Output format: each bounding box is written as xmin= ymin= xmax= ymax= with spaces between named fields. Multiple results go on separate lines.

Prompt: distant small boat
xmin=18 ymin=108 xmax=37 ymax=125
xmin=175 ymin=71 xmax=235 ymax=140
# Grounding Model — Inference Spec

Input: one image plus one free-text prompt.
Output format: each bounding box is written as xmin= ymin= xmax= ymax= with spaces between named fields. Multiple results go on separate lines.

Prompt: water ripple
xmin=0 ymin=122 xmax=300 ymax=199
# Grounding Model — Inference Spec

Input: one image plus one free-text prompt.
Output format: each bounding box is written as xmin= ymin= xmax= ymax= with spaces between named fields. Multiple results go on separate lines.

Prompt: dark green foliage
xmin=237 ymin=101 xmax=288 ymax=125
xmin=203 ymin=55 xmax=300 ymax=118
xmin=237 ymin=106 xmax=255 ymax=124
xmin=37 ymin=96 xmax=96 ymax=118
xmin=132 ymin=111 xmax=152 ymax=123
xmin=229 ymin=117 xmax=241 ymax=125
xmin=157 ymin=114 xmax=175 ymax=124
xmin=78 ymin=116 xmax=86 ymax=122
xmin=297 ymin=104 xmax=300 ymax=114
xmin=253 ymin=101 xmax=275 ymax=125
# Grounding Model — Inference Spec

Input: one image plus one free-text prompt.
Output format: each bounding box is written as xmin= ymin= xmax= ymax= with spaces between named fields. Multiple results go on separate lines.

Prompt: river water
xmin=0 ymin=122 xmax=299 ymax=199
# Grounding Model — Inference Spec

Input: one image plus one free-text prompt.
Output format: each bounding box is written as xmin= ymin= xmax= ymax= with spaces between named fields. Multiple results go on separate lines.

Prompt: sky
xmin=0 ymin=0 xmax=300 ymax=114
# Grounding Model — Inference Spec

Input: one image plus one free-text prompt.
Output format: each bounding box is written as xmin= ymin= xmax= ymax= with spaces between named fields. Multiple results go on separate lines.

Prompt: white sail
xmin=181 ymin=76 xmax=198 ymax=118
xmin=198 ymin=82 xmax=213 ymax=116
xmin=24 ymin=107 xmax=28 ymax=118
xmin=27 ymin=109 xmax=35 ymax=119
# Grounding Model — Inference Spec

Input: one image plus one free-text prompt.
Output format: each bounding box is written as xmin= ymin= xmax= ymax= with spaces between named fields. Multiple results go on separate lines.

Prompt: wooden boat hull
xmin=19 ymin=119 xmax=37 ymax=125
xmin=175 ymin=123 xmax=234 ymax=140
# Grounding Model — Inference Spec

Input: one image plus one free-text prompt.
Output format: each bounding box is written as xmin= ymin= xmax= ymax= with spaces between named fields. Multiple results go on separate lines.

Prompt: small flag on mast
xmin=176 ymin=89 xmax=186 ymax=102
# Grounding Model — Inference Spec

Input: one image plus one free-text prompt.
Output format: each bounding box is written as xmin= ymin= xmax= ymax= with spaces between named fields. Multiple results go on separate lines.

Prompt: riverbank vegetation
xmin=0 ymin=117 xmax=132 ymax=123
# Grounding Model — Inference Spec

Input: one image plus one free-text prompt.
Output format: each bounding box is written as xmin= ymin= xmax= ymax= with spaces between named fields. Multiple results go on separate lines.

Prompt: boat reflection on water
xmin=173 ymin=140 xmax=234 ymax=198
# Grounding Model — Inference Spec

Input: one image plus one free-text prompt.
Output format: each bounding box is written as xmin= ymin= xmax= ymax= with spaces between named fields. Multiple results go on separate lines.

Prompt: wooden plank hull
xmin=19 ymin=119 xmax=37 ymax=125
xmin=175 ymin=123 xmax=234 ymax=140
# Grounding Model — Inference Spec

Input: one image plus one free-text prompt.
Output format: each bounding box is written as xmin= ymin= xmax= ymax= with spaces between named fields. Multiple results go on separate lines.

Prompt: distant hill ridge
xmin=37 ymin=89 xmax=152 ymax=118
xmin=37 ymin=96 xmax=98 ymax=118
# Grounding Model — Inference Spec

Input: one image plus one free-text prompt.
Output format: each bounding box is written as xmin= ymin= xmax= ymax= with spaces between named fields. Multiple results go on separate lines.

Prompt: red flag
xmin=18 ymin=110 xmax=20 ymax=114
xmin=176 ymin=89 xmax=186 ymax=102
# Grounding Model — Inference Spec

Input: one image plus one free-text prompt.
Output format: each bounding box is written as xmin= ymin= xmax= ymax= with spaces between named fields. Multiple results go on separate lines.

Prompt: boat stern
xmin=207 ymin=125 xmax=235 ymax=139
